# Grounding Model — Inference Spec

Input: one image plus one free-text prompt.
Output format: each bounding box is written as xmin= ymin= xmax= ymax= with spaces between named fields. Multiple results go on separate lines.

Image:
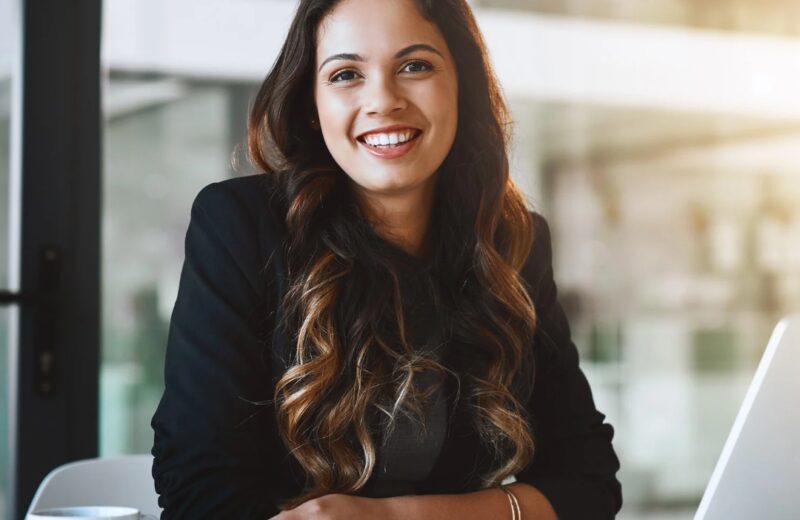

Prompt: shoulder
xmin=187 ymin=173 xmax=289 ymax=294
xmin=190 ymin=173 xmax=287 ymax=252
xmin=192 ymin=173 xmax=285 ymax=227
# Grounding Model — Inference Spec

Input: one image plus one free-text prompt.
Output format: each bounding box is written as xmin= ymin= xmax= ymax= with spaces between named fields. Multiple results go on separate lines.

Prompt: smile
xmin=356 ymin=131 xmax=422 ymax=159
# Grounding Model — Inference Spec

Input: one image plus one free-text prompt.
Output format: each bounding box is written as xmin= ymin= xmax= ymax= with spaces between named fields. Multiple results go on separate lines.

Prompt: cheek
xmin=316 ymin=93 xmax=344 ymax=128
xmin=433 ymin=78 xmax=458 ymax=131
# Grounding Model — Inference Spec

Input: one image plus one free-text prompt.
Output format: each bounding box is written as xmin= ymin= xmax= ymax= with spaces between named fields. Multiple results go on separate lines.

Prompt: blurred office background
xmin=3 ymin=0 xmax=800 ymax=518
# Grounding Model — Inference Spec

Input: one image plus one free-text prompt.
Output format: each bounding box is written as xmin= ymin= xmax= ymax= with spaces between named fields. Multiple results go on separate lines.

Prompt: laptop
xmin=695 ymin=314 xmax=800 ymax=520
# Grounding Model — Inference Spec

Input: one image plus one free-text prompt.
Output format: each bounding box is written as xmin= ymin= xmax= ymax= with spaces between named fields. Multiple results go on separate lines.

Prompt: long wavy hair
xmin=247 ymin=0 xmax=539 ymax=509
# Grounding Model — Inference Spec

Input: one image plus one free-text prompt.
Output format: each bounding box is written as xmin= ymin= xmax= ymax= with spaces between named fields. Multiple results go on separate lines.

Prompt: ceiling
xmin=475 ymin=0 xmax=800 ymax=37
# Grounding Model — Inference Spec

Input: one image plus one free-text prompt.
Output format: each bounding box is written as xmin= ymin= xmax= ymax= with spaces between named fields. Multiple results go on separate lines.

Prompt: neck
xmin=353 ymin=180 xmax=437 ymax=258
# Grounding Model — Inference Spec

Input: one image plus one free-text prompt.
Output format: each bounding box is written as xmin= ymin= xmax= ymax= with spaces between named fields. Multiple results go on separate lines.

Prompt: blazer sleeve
xmin=514 ymin=213 xmax=623 ymax=519
xmin=151 ymin=182 xmax=283 ymax=519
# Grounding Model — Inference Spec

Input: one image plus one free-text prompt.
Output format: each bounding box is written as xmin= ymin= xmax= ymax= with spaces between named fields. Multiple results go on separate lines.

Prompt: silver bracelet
xmin=498 ymin=484 xmax=522 ymax=520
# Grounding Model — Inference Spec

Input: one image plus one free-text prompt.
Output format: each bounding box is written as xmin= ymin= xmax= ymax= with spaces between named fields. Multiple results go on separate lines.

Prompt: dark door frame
xmin=9 ymin=1 xmax=102 ymax=517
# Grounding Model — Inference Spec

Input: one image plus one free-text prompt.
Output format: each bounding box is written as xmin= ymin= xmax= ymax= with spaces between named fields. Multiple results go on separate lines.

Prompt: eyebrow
xmin=317 ymin=43 xmax=444 ymax=73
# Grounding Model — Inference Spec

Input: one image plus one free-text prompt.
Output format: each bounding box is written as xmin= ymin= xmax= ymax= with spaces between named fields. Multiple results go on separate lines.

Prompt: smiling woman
xmin=150 ymin=0 xmax=623 ymax=519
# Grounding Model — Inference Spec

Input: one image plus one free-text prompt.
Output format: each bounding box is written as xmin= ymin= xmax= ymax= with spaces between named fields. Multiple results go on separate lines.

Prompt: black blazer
xmin=151 ymin=174 xmax=623 ymax=519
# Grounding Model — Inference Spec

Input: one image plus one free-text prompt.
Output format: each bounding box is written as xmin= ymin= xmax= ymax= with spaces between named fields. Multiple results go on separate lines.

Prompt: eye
xmin=401 ymin=60 xmax=433 ymax=73
xmin=329 ymin=69 xmax=361 ymax=83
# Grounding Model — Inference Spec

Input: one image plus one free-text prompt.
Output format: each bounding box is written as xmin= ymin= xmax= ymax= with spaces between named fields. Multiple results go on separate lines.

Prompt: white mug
xmin=27 ymin=506 xmax=158 ymax=520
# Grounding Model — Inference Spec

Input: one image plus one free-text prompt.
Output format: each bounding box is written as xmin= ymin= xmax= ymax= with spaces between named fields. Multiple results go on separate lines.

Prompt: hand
xmin=268 ymin=493 xmax=391 ymax=520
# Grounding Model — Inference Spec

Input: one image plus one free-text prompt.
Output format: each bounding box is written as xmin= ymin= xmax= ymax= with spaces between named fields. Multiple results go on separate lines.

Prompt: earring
xmin=310 ymin=118 xmax=319 ymax=129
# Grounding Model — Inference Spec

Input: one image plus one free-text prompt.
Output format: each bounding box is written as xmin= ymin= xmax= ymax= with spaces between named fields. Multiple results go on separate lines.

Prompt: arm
xmin=270 ymin=483 xmax=556 ymax=520
xmin=384 ymin=482 xmax=557 ymax=519
xmin=151 ymin=181 xmax=284 ymax=519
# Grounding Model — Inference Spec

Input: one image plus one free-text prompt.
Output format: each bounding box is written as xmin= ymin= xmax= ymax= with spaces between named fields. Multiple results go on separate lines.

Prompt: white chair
xmin=26 ymin=455 xmax=161 ymax=518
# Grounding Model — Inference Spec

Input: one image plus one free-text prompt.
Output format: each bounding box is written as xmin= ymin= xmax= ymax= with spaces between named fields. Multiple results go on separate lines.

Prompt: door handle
xmin=0 ymin=245 xmax=61 ymax=396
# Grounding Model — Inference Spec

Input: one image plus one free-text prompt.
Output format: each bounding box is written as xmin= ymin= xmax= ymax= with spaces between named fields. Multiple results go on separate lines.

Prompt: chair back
xmin=26 ymin=455 xmax=161 ymax=517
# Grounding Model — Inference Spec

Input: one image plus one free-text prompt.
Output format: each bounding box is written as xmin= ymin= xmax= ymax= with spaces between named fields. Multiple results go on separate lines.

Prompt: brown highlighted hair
xmin=247 ymin=0 xmax=539 ymax=509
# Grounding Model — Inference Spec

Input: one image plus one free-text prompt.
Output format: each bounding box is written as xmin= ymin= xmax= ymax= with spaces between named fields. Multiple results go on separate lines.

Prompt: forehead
xmin=316 ymin=0 xmax=448 ymax=62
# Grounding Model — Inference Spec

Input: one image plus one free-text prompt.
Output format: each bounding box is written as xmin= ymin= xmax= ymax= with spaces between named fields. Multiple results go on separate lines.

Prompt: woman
xmin=151 ymin=0 xmax=623 ymax=518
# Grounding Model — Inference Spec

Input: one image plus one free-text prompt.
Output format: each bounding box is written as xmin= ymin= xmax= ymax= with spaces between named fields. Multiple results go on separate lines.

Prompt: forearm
xmin=384 ymin=483 xmax=558 ymax=520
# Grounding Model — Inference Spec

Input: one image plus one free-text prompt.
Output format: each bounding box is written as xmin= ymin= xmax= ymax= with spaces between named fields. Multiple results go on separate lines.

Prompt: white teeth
xmin=363 ymin=130 xmax=417 ymax=147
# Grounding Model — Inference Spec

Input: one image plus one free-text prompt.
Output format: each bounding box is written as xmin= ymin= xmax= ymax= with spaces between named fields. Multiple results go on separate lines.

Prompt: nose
xmin=363 ymin=74 xmax=407 ymax=116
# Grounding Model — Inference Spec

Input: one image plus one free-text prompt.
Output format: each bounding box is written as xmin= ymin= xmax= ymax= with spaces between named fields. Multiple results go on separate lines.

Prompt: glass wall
xmin=101 ymin=1 xmax=800 ymax=519
xmin=0 ymin=0 xmax=19 ymax=516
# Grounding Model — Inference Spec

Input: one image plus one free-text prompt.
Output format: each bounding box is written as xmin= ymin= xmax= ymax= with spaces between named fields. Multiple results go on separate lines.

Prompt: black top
xmin=150 ymin=174 xmax=623 ymax=519
xmin=369 ymin=258 xmax=448 ymax=497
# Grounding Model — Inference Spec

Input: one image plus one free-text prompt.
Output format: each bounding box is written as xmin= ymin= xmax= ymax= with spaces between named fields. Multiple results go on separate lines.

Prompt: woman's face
xmin=313 ymin=0 xmax=459 ymax=204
